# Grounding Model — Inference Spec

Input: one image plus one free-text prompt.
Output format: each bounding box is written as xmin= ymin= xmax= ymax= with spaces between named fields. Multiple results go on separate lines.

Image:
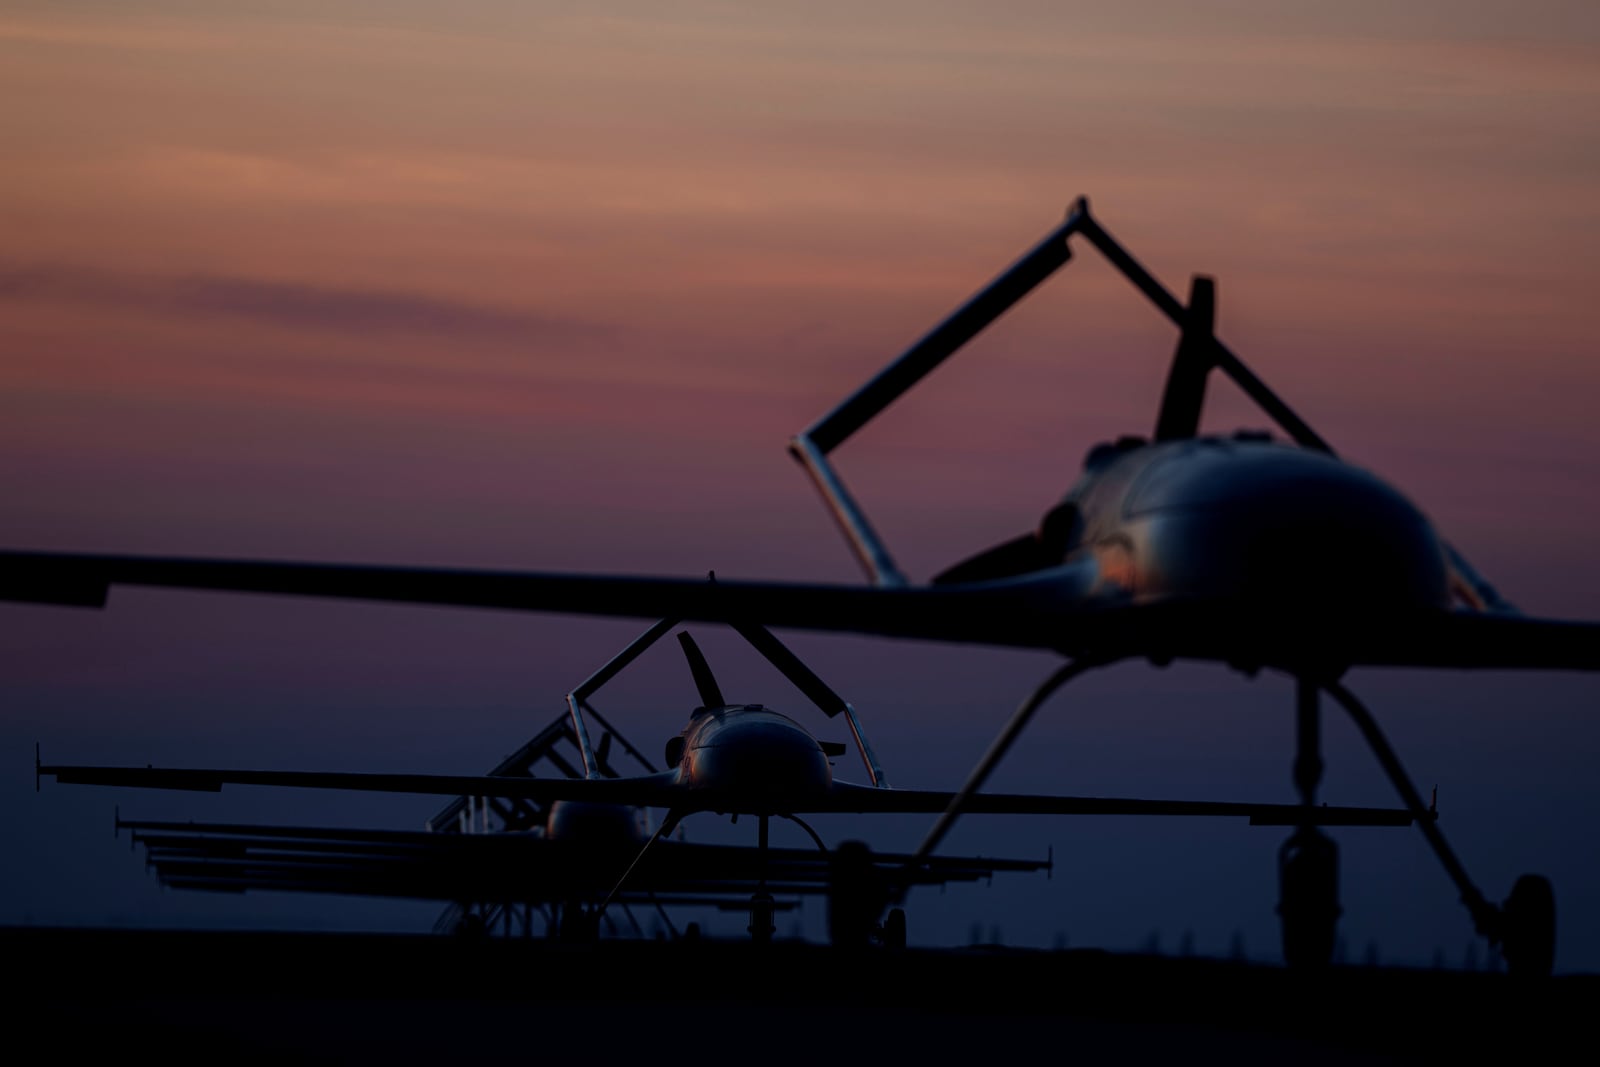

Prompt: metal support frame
xmin=1294 ymin=677 xmax=1323 ymax=809
xmin=567 ymin=617 xmax=679 ymax=778
xmin=566 ymin=613 xmax=890 ymax=789
xmin=1075 ymin=214 xmax=1331 ymax=454
xmin=579 ymin=700 xmax=659 ymax=775
xmin=791 ymin=195 xmax=1506 ymax=617
xmin=791 ymin=201 xmax=1086 ymax=587
xmin=428 ymin=705 xmax=643 ymax=835
xmin=840 ymin=703 xmax=889 ymax=789
xmin=789 ymin=196 xmax=1335 ymax=590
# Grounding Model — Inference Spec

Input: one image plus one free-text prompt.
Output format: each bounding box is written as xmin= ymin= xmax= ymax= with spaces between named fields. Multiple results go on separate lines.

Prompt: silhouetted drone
xmin=40 ymin=616 xmax=1410 ymax=946
xmin=9 ymin=197 xmax=1595 ymax=972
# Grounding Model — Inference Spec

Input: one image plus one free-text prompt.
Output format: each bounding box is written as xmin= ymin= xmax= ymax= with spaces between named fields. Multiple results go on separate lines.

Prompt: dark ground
xmin=4 ymin=926 xmax=1590 ymax=1064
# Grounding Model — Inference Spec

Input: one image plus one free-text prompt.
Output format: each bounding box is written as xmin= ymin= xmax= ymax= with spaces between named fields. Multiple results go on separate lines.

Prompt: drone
xmin=10 ymin=196 xmax=1596 ymax=972
xmin=41 ymin=615 xmax=1411 ymax=946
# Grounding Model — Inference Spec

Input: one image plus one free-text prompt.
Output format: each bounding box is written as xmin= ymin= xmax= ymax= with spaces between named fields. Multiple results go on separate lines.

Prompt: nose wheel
xmin=746 ymin=814 xmax=778 ymax=944
xmin=880 ymin=907 xmax=907 ymax=950
xmin=748 ymin=890 xmax=777 ymax=944
xmin=1499 ymin=874 xmax=1556 ymax=977
xmin=1279 ymin=678 xmax=1342 ymax=969
xmin=1312 ymin=679 xmax=1557 ymax=976
xmin=1277 ymin=828 xmax=1340 ymax=969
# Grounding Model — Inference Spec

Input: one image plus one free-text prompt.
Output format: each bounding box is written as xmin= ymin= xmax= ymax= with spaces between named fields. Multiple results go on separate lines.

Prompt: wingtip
xmin=0 ymin=553 xmax=111 ymax=609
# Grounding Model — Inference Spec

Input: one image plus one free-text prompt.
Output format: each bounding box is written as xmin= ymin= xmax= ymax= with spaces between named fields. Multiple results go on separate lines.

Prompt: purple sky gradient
xmin=2 ymin=2 xmax=1598 ymax=967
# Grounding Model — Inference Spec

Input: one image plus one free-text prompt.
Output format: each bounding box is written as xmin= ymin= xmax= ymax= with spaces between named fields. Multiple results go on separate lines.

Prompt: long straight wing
xmin=6 ymin=549 xmax=1600 ymax=670
xmin=116 ymin=817 xmax=1048 ymax=877
xmin=41 ymin=762 xmax=687 ymax=806
xmin=114 ymin=818 xmax=1050 ymax=903
xmin=40 ymin=759 xmax=1414 ymax=825
xmin=819 ymin=781 xmax=1414 ymax=826
xmin=0 ymin=550 xmax=1089 ymax=650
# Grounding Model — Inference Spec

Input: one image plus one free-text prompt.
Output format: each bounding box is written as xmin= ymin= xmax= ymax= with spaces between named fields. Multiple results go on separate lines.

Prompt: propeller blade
xmin=677 ymin=631 xmax=726 ymax=708
xmin=1154 ymin=274 xmax=1216 ymax=441
xmin=931 ymin=533 xmax=1055 ymax=586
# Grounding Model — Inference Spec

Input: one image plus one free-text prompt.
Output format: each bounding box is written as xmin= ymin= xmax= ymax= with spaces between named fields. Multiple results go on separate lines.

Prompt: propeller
xmin=930 ymin=499 xmax=1079 ymax=586
xmin=932 ymin=275 xmax=1248 ymax=586
xmin=1148 ymin=274 xmax=1507 ymax=614
xmin=929 ymin=275 xmax=1214 ymax=586
xmin=677 ymin=631 xmax=727 ymax=708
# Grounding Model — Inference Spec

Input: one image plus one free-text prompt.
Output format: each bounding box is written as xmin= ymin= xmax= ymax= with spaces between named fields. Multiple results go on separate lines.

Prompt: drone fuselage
xmin=1060 ymin=434 xmax=1450 ymax=613
xmin=543 ymin=799 xmax=646 ymax=844
xmin=671 ymin=704 xmax=834 ymax=813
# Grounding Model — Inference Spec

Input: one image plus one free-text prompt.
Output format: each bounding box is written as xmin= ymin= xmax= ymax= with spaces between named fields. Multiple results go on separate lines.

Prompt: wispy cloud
xmin=0 ymin=264 xmax=595 ymax=341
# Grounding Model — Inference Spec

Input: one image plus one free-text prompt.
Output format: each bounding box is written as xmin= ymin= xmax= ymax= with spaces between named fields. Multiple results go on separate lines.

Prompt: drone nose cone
xmin=1133 ymin=444 xmax=1450 ymax=612
xmin=686 ymin=715 xmax=832 ymax=808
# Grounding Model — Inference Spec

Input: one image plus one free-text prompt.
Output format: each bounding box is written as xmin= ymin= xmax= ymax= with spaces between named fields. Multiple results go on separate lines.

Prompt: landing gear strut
xmin=1278 ymin=827 xmax=1340 ymax=969
xmin=881 ymin=907 xmax=907 ymax=950
xmin=748 ymin=814 xmax=777 ymax=944
xmin=1500 ymin=875 xmax=1556 ymax=977
xmin=1278 ymin=678 xmax=1341 ymax=968
xmin=1319 ymin=678 xmax=1556 ymax=976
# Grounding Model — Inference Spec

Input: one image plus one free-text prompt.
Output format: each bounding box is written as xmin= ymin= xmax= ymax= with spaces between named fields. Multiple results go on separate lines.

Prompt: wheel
xmin=748 ymin=891 xmax=776 ymax=944
xmin=881 ymin=907 xmax=907 ymax=950
xmin=558 ymin=902 xmax=597 ymax=943
xmin=1500 ymin=874 xmax=1555 ymax=977
xmin=1277 ymin=829 xmax=1340 ymax=969
xmin=828 ymin=840 xmax=886 ymax=949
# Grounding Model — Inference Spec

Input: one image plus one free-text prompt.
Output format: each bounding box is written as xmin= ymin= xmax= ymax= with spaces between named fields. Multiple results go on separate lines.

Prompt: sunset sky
xmin=3 ymin=2 xmax=1599 ymax=968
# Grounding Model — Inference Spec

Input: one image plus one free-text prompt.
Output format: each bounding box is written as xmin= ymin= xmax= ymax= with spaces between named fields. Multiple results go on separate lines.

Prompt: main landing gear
xmin=1277 ymin=678 xmax=1342 ymax=968
xmin=1281 ymin=676 xmax=1556 ymax=976
xmin=1278 ymin=827 xmax=1340 ymax=970
xmin=827 ymin=840 xmax=906 ymax=949
xmin=748 ymin=814 xmax=777 ymax=945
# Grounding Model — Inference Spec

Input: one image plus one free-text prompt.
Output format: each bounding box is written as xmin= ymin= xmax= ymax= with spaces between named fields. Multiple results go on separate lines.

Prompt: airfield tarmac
xmin=6 ymin=926 xmax=1591 ymax=1064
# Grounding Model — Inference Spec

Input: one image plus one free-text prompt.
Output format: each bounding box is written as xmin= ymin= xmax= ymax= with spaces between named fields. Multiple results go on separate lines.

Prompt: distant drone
xmin=43 ymin=615 xmax=1407 ymax=947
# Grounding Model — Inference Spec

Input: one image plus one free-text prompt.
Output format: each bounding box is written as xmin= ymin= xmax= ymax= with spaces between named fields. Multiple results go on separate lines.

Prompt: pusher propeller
xmin=677 ymin=631 xmax=727 ymax=709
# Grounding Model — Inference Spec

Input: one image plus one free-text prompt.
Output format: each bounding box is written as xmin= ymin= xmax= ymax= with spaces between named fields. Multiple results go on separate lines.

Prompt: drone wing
xmin=45 ymin=757 xmax=1414 ymax=826
xmin=819 ymin=781 xmax=1415 ymax=826
xmin=0 ymin=550 xmax=1103 ymax=651
xmin=115 ymin=817 xmax=1049 ymax=903
xmin=39 ymin=760 xmax=687 ymax=806
xmin=1352 ymin=612 xmax=1600 ymax=673
xmin=7 ymin=549 xmax=1600 ymax=671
